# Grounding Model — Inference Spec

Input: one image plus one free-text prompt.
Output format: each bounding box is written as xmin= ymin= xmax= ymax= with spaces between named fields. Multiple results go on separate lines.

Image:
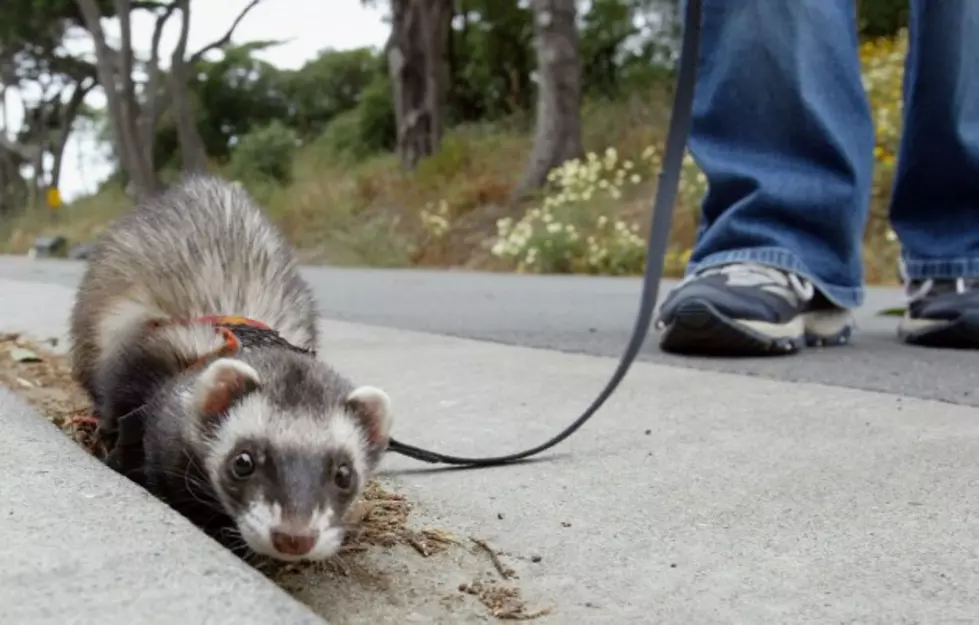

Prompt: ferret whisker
xmin=166 ymin=496 xmax=227 ymax=519
xmin=218 ymin=526 xmax=241 ymax=539
xmin=150 ymin=463 xmax=213 ymax=495
xmin=115 ymin=402 xmax=151 ymax=423
xmin=151 ymin=465 xmax=226 ymax=517
xmin=218 ymin=528 xmax=249 ymax=551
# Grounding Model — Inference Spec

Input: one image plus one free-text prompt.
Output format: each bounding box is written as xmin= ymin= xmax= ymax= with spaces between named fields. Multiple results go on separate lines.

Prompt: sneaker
xmin=654 ymin=262 xmax=854 ymax=356
xmin=898 ymin=278 xmax=979 ymax=348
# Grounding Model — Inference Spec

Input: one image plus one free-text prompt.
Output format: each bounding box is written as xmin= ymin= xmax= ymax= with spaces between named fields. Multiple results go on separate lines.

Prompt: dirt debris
xmin=459 ymin=579 xmax=554 ymax=621
xmin=471 ymin=536 xmax=517 ymax=580
xmin=461 ymin=537 xmax=555 ymax=621
xmin=0 ymin=333 xmax=100 ymax=453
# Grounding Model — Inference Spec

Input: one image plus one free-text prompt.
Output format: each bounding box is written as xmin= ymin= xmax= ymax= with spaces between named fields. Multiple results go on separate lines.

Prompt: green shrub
xmin=492 ymin=147 xmax=661 ymax=275
xmin=320 ymin=109 xmax=365 ymax=161
xmin=320 ymin=74 xmax=396 ymax=162
xmin=229 ymin=120 xmax=300 ymax=184
xmin=355 ymin=75 xmax=396 ymax=155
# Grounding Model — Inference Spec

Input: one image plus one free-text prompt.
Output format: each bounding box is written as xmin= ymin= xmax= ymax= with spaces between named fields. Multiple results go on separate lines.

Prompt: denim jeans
xmin=683 ymin=0 xmax=979 ymax=309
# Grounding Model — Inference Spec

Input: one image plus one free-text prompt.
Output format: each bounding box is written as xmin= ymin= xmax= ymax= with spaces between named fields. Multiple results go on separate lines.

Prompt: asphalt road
xmin=1 ymin=256 xmax=975 ymax=407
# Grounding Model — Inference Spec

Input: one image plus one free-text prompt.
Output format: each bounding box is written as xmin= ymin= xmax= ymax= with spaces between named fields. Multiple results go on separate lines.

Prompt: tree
xmin=74 ymin=0 xmax=265 ymax=197
xmin=163 ymin=42 xmax=289 ymax=169
xmin=446 ymin=0 xmax=534 ymax=123
xmin=0 ymin=0 xmax=105 ymax=210
xmin=283 ymin=47 xmax=379 ymax=138
xmin=386 ymin=0 xmax=452 ymax=170
xmin=168 ymin=0 xmax=267 ymax=173
xmin=75 ymin=0 xmax=157 ymax=195
xmin=513 ymin=0 xmax=583 ymax=199
xmin=20 ymin=55 xmax=99 ymax=192
xmin=6 ymin=70 xmax=97 ymax=205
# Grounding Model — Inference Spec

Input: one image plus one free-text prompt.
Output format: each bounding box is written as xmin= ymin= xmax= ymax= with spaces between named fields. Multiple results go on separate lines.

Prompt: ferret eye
xmin=231 ymin=452 xmax=255 ymax=479
xmin=333 ymin=463 xmax=352 ymax=490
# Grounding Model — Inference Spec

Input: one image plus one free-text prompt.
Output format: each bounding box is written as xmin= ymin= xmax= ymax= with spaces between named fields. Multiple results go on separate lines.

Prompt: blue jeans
xmin=685 ymin=0 xmax=979 ymax=308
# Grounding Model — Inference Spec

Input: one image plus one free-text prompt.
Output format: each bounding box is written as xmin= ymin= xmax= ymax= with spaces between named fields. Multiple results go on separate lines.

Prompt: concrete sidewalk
xmin=2 ymin=278 xmax=979 ymax=624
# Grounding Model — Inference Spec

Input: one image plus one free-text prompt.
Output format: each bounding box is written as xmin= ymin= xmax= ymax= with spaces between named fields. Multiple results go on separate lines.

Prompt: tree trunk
xmin=513 ymin=0 xmax=583 ymax=200
xmin=421 ymin=0 xmax=451 ymax=149
xmin=0 ymin=132 xmax=43 ymax=209
xmin=170 ymin=64 xmax=207 ymax=173
xmin=28 ymin=149 xmax=43 ymax=210
xmin=0 ymin=81 xmax=8 ymax=136
xmin=387 ymin=0 xmax=451 ymax=170
xmin=141 ymin=2 xmax=178 ymax=169
xmin=51 ymin=78 xmax=95 ymax=190
xmin=76 ymin=0 xmax=160 ymax=198
xmin=115 ymin=0 xmax=159 ymax=192
xmin=0 ymin=85 xmax=11 ymax=213
xmin=0 ymin=151 xmax=8 ymax=215
xmin=170 ymin=0 xmax=208 ymax=173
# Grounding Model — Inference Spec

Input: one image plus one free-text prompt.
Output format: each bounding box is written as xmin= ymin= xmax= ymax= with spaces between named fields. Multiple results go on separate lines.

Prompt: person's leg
xmin=656 ymin=0 xmax=875 ymax=356
xmin=890 ymin=0 xmax=979 ymax=348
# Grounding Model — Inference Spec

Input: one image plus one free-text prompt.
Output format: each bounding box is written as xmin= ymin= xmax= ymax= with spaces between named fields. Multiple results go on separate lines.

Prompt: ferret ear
xmin=191 ymin=358 xmax=261 ymax=422
xmin=345 ymin=386 xmax=393 ymax=447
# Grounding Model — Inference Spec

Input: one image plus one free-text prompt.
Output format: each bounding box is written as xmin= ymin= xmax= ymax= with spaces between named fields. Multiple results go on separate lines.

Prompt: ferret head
xmin=184 ymin=353 xmax=393 ymax=562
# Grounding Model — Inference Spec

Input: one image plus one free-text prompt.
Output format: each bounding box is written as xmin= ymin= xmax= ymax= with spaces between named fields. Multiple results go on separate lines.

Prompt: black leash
xmin=386 ymin=0 xmax=703 ymax=468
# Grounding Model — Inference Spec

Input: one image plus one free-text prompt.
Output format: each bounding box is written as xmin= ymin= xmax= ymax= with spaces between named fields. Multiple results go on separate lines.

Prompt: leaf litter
xmin=0 ymin=333 xmax=554 ymax=622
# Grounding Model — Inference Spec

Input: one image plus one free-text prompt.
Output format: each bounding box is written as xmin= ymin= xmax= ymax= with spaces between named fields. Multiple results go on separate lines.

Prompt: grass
xmin=1 ymin=30 xmax=909 ymax=285
xmin=0 ymin=185 xmax=132 ymax=256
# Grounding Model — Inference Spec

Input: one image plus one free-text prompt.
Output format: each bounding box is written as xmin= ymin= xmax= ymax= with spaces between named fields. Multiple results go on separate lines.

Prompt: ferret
xmin=68 ymin=174 xmax=394 ymax=562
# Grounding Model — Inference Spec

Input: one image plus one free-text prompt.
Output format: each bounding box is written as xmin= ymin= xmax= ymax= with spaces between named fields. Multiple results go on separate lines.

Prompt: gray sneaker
xmin=655 ymin=262 xmax=854 ymax=356
xmin=898 ymin=278 xmax=979 ymax=349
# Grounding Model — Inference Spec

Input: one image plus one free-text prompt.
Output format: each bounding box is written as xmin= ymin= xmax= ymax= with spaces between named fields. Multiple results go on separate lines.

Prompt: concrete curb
xmin=0 ymin=387 xmax=327 ymax=625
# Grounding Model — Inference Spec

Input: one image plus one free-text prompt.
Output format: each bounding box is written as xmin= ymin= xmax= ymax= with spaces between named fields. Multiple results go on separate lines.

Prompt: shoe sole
xmin=658 ymin=299 xmax=853 ymax=357
xmin=898 ymin=311 xmax=979 ymax=349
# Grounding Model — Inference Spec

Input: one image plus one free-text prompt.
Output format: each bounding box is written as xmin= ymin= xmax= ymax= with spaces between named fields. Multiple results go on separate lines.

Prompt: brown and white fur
xmin=68 ymin=174 xmax=393 ymax=562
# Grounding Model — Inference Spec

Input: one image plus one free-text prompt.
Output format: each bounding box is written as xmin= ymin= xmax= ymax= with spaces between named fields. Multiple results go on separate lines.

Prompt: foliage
xmin=579 ymin=0 xmax=680 ymax=97
xmin=857 ymin=0 xmax=907 ymax=38
xmin=188 ymin=43 xmax=292 ymax=162
xmin=859 ymin=27 xmax=907 ymax=276
xmin=446 ymin=0 xmax=535 ymax=123
xmin=318 ymin=110 xmax=364 ymax=162
xmin=320 ymin=73 xmax=396 ymax=161
xmin=0 ymin=0 xmax=111 ymax=66
xmin=151 ymin=45 xmax=386 ymax=172
xmin=283 ymin=47 xmax=381 ymax=138
xmin=860 ymin=28 xmax=906 ymax=170
xmin=490 ymin=145 xmax=697 ymax=275
xmin=229 ymin=120 xmax=299 ymax=185
xmin=354 ymin=74 xmax=397 ymax=154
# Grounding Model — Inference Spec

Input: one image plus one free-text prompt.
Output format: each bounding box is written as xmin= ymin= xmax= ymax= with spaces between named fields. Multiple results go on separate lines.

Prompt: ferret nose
xmin=270 ymin=528 xmax=319 ymax=556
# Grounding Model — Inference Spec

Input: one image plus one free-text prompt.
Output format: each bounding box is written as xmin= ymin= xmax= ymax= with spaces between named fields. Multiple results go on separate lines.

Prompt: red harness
xmin=146 ymin=314 xmax=272 ymax=366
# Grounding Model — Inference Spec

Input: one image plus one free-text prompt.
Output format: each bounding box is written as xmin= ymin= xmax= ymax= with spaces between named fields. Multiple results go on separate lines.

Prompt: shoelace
xmin=901 ymin=253 xmax=979 ymax=302
xmin=679 ymin=262 xmax=815 ymax=302
xmin=654 ymin=263 xmax=816 ymax=331
xmin=907 ymin=277 xmax=978 ymax=303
